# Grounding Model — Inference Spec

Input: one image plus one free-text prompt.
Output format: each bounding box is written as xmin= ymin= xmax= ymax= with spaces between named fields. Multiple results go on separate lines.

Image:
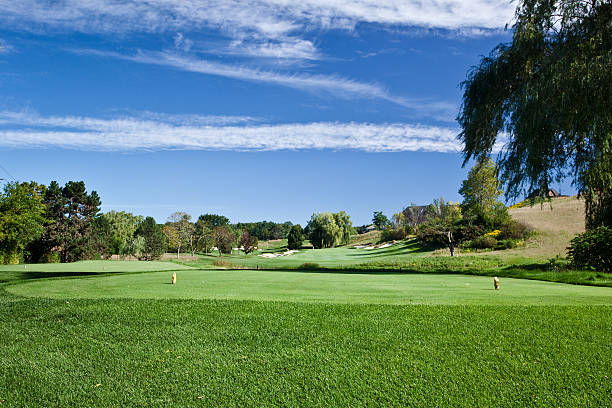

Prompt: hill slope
xmin=508 ymin=196 xmax=585 ymax=257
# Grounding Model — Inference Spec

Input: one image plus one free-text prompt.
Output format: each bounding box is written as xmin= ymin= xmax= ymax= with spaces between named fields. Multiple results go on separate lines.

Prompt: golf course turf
xmin=1 ymin=261 xmax=611 ymax=407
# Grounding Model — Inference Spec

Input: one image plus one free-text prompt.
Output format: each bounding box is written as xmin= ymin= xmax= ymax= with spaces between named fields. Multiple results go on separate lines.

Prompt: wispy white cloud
xmin=0 ymin=1 xmax=515 ymax=62
xmin=0 ymin=1 xmax=516 ymax=36
xmin=0 ymin=110 xmax=462 ymax=153
xmin=74 ymin=48 xmax=456 ymax=120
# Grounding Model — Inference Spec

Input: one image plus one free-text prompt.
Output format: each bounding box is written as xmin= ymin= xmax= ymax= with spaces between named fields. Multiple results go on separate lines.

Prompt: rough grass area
xmin=0 ymin=295 xmax=610 ymax=407
xmin=507 ymin=196 xmax=585 ymax=257
xmin=8 ymin=269 xmax=612 ymax=305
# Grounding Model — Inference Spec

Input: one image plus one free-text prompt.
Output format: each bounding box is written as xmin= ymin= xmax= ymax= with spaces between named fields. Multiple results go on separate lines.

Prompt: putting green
xmin=7 ymin=269 xmax=612 ymax=305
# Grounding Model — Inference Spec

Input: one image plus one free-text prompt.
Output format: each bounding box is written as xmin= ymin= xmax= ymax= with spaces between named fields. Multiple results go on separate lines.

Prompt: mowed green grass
xmin=2 ymin=262 xmax=611 ymax=406
xmin=1 ymin=297 xmax=610 ymax=407
xmin=8 ymin=269 xmax=612 ymax=305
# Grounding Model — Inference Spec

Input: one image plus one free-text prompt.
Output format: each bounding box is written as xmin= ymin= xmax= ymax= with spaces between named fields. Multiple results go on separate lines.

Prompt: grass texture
xmin=0 ymin=295 xmax=610 ymax=407
xmin=7 ymin=269 xmax=612 ymax=305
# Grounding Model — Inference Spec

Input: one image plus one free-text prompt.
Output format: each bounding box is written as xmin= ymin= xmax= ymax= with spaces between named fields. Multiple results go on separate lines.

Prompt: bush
xmin=567 ymin=227 xmax=612 ymax=273
xmin=287 ymin=225 xmax=304 ymax=250
xmin=472 ymin=236 xmax=497 ymax=249
xmin=498 ymin=220 xmax=532 ymax=240
xmin=298 ymin=262 xmax=320 ymax=270
xmin=495 ymin=238 xmax=517 ymax=250
xmin=380 ymin=228 xmax=406 ymax=242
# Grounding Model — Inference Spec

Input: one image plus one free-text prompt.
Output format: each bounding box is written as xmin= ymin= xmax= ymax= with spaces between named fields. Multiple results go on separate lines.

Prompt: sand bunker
xmin=354 ymin=241 xmax=397 ymax=250
xmin=259 ymin=250 xmax=300 ymax=258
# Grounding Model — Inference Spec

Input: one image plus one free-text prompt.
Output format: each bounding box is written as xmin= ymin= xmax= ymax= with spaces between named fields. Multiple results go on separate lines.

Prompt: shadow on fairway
xmin=20 ymin=271 xmax=101 ymax=280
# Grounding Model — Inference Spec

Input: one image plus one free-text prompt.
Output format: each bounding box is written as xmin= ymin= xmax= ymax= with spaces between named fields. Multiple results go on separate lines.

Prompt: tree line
xmin=0 ymin=180 xmax=297 ymax=264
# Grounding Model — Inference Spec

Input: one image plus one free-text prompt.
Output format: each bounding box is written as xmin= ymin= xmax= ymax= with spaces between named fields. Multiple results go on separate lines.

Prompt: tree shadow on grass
xmin=19 ymin=271 xmax=101 ymax=280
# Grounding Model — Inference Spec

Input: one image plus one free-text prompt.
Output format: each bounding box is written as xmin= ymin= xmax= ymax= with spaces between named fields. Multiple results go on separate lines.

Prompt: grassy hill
xmin=507 ymin=195 xmax=584 ymax=258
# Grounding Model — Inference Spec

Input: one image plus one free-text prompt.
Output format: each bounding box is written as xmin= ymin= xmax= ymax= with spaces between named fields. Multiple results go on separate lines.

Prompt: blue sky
xmin=0 ymin=1 xmax=575 ymax=225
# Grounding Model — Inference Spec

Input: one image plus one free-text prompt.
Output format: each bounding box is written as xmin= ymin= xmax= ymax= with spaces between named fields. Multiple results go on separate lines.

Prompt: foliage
xmin=239 ymin=231 xmax=257 ymax=255
xmin=0 ymin=181 xmax=47 ymax=264
xmin=162 ymin=225 xmax=179 ymax=255
xmin=234 ymin=221 xmax=293 ymax=240
xmin=567 ymin=226 xmax=612 ymax=273
xmin=379 ymin=228 xmax=407 ymax=243
xmin=287 ymin=224 xmax=304 ymax=250
xmin=197 ymin=214 xmax=229 ymax=228
xmin=459 ymin=158 xmax=508 ymax=228
xmin=399 ymin=205 xmax=428 ymax=230
xmin=103 ymin=211 xmax=143 ymax=255
xmin=193 ymin=218 xmax=214 ymax=254
xmin=498 ymin=220 xmax=532 ymax=240
xmin=214 ymin=226 xmax=236 ymax=255
xmin=418 ymin=198 xmax=463 ymax=255
xmin=135 ymin=217 xmax=166 ymax=260
xmin=372 ymin=211 xmax=391 ymax=230
xmin=307 ymin=211 xmax=353 ymax=249
xmin=457 ymin=0 xmax=612 ymax=229
xmin=167 ymin=212 xmax=194 ymax=257
xmin=42 ymin=181 xmax=102 ymax=263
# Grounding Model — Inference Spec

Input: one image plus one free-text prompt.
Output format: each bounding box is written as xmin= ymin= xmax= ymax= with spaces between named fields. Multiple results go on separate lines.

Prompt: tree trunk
xmin=447 ymin=231 xmax=455 ymax=257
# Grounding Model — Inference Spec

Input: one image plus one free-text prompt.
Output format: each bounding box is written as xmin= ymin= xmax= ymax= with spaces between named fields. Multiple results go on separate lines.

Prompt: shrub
xmin=472 ymin=236 xmax=497 ymax=249
xmin=495 ymin=239 xmax=517 ymax=250
xmin=287 ymin=225 xmax=304 ymax=250
xmin=498 ymin=220 xmax=532 ymax=240
xmin=380 ymin=228 xmax=406 ymax=242
xmin=567 ymin=227 xmax=612 ymax=273
xmin=298 ymin=262 xmax=320 ymax=270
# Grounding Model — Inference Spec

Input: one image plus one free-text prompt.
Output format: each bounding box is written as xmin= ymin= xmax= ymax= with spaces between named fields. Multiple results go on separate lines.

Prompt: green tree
xmin=103 ymin=211 xmax=144 ymax=255
xmin=457 ymin=0 xmax=611 ymax=229
xmin=239 ymin=231 xmax=257 ymax=255
xmin=167 ymin=212 xmax=194 ymax=258
xmin=418 ymin=198 xmax=463 ymax=256
xmin=287 ymin=224 xmax=304 ymax=250
xmin=193 ymin=218 xmax=214 ymax=254
xmin=372 ymin=211 xmax=391 ymax=230
xmin=135 ymin=217 xmax=166 ymax=260
xmin=162 ymin=224 xmax=179 ymax=256
xmin=0 ymin=181 xmax=47 ymax=264
xmin=459 ymin=158 xmax=510 ymax=228
xmin=197 ymin=214 xmax=229 ymax=228
xmin=214 ymin=226 xmax=236 ymax=255
xmin=307 ymin=212 xmax=353 ymax=249
xmin=43 ymin=181 xmax=102 ymax=263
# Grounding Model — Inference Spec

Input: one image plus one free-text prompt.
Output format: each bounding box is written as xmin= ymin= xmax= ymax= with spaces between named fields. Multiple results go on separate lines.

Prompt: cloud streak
xmin=0 ymin=111 xmax=462 ymax=153
xmin=0 ymin=1 xmax=516 ymax=36
xmin=75 ymin=49 xmax=456 ymax=119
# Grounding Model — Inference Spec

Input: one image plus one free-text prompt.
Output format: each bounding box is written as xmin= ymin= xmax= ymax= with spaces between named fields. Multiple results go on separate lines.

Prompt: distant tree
xmin=287 ymin=224 xmax=304 ymax=250
xmin=401 ymin=205 xmax=428 ymax=231
xmin=457 ymin=0 xmax=611 ymax=229
xmin=214 ymin=226 xmax=236 ymax=255
xmin=239 ymin=231 xmax=257 ymax=255
xmin=103 ymin=211 xmax=143 ymax=255
xmin=167 ymin=212 xmax=194 ymax=258
xmin=459 ymin=157 xmax=510 ymax=228
xmin=193 ymin=218 xmax=214 ymax=254
xmin=0 ymin=181 xmax=47 ymax=264
xmin=372 ymin=211 xmax=391 ymax=230
xmin=418 ymin=198 xmax=463 ymax=256
xmin=162 ymin=225 xmax=179 ymax=257
xmin=198 ymin=214 xmax=229 ymax=229
xmin=43 ymin=181 xmax=102 ymax=263
xmin=87 ymin=215 xmax=112 ymax=259
xmin=307 ymin=211 xmax=353 ymax=249
xmin=333 ymin=211 xmax=354 ymax=245
xmin=135 ymin=217 xmax=166 ymax=260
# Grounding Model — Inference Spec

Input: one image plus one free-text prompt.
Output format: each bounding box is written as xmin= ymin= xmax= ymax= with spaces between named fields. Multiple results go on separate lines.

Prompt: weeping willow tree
xmin=458 ymin=0 xmax=611 ymax=229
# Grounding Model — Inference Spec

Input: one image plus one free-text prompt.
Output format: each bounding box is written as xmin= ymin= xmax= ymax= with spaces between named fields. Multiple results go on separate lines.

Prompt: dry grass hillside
xmin=508 ymin=196 xmax=585 ymax=257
